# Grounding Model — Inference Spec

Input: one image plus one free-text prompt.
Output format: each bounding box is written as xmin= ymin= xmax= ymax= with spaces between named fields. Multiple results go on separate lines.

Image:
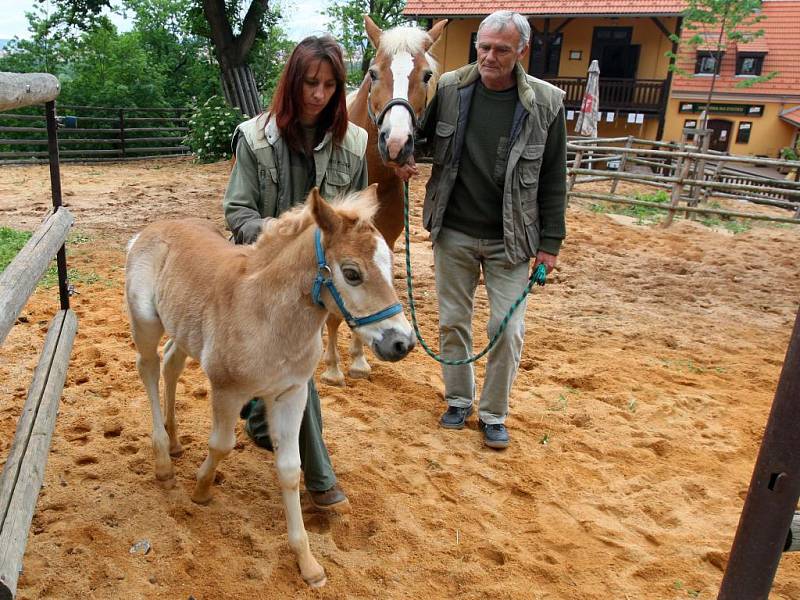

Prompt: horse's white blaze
xmin=385 ymin=51 xmax=414 ymax=158
xmin=373 ymin=234 xmax=393 ymax=286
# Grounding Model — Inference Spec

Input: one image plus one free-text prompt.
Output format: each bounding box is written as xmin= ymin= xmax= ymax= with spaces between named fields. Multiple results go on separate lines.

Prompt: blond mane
xmin=379 ymin=26 xmax=431 ymax=57
xmin=256 ymin=189 xmax=379 ymax=248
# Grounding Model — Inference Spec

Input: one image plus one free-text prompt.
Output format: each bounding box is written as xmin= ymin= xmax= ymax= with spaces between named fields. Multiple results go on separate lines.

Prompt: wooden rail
xmin=567 ymin=137 xmax=800 ymax=225
xmin=0 ymin=73 xmax=78 ymax=600
xmin=0 ymin=74 xmax=60 ymax=111
xmin=0 ymin=102 xmax=190 ymax=163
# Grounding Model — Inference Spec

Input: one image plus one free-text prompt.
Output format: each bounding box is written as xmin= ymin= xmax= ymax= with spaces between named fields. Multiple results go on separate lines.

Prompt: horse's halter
xmin=311 ymin=228 xmax=403 ymax=329
xmin=366 ymin=77 xmax=420 ymax=132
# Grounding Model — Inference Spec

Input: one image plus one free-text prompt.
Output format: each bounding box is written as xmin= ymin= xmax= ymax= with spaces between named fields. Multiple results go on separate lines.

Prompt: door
xmin=708 ymin=119 xmax=733 ymax=153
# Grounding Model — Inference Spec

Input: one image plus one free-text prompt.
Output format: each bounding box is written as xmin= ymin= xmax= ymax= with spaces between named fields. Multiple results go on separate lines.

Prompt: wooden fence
xmin=0 ymin=72 xmax=78 ymax=600
xmin=566 ymin=135 xmax=800 ymax=226
xmin=0 ymin=103 xmax=190 ymax=164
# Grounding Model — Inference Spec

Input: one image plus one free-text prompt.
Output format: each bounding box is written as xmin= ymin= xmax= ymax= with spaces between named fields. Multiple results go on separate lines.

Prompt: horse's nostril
xmin=393 ymin=340 xmax=407 ymax=355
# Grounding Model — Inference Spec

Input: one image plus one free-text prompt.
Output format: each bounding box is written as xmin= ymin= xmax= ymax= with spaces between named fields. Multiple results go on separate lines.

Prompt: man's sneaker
xmin=439 ymin=405 xmax=473 ymax=429
xmin=479 ymin=420 xmax=510 ymax=449
xmin=309 ymin=484 xmax=350 ymax=513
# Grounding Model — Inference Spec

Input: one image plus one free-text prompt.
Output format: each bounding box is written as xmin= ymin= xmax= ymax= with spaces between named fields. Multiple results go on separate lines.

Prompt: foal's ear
xmin=426 ymin=19 xmax=448 ymax=49
xmin=308 ymin=187 xmax=341 ymax=237
xmin=364 ymin=14 xmax=382 ymax=49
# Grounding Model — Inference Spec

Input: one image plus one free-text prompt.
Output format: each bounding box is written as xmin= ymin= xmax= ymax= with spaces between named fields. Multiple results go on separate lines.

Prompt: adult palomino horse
xmin=125 ymin=186 xmax=414 ymax=587
xmin=321 ymin=16 xmax=448 ymax=386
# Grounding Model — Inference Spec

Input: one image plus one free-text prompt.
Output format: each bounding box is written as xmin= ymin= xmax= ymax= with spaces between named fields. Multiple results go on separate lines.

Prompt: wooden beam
xmin=650 ymin=17 xmax=672 ymax=39
xmin=554 ymin=18 xmax=574 ymax=34
xmin=0 ymin=208 xmax=73 ymax=347
xmin=0 ymin=73 xmax=60 ymax=112
xmin=0 ymin=309 xmax=78 ymax=600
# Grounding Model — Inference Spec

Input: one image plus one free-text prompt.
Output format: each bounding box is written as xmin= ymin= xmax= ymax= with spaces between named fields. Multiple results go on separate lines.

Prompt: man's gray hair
xmin=477 ymin=11 xmax=531 ymax=52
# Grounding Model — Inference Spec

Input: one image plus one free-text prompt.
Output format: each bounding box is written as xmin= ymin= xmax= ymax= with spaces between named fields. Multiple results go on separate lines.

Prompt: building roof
xmin=403 ymin=0 xmax=686 ymax=17
xmin=780 ymin=106 xmax=800 ymax=128
xmin=672 ymin=0 xmax=800 ymax=97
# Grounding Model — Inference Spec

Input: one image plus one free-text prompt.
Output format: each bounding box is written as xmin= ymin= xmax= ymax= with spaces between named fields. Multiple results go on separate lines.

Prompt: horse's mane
xmin=379 ymin=26 xmax=437 ymax=71
xmin=255 ymin=189 xmax=379 ymax=248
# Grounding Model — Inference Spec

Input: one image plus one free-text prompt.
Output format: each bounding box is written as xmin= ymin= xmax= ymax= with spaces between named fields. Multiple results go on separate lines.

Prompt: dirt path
xmin=1 ymin=158 xmax=798 ymax=599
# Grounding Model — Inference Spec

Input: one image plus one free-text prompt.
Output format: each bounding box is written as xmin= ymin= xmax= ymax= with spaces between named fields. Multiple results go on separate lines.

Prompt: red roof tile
xmin=672 ymin=0 xmax=800 ymax=97
xmin=403 ymin=0 xmax=686 ymax=17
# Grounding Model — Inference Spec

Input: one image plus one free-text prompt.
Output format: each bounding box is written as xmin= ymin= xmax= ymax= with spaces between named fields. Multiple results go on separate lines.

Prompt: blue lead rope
xmin=311 ymin=228 xmax=403 ymax=329
xmin=403 ymin=183 xmax=547 ymax=365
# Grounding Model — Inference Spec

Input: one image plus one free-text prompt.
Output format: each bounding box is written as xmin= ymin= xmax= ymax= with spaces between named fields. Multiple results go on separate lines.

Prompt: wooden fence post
xmin=119 ymin=109 xmax=126 ymax=158
xmin=662 ymin=147 xmax=690 ymax=228
xmin=568 ymin=148 xmax=583 ymax=194
xmin=609 ymin=135 xmax=633 ymax=195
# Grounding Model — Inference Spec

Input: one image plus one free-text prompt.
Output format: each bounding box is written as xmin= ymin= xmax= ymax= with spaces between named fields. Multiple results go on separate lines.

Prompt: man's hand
xmin=533 ymin=250 xmax=558 ymax=275
xmin=392 ymin=157 xmax=419 ymax=182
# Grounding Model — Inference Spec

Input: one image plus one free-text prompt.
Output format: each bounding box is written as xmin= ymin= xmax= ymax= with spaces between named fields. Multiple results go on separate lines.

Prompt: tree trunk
xmin=220 ymin=63 xmax=262 ymax=117
xmin=202 ymin=0 xmax=266 ymax=116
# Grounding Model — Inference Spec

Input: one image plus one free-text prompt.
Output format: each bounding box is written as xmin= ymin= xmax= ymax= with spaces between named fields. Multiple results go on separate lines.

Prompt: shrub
xmin=185 ymin=96 xmax=246 ymax=163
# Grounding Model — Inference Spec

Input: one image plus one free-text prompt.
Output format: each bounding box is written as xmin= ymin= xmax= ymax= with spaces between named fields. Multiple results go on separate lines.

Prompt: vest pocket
xmin=518 ymin=144 xmax=545 ymax=187
xmin=259 ymin=167 xmax=280 ymax=216
xmin=322 ymin=167 xmax=352 ymax=199
xmin=433 ymin=121 xmax=455 ymax=165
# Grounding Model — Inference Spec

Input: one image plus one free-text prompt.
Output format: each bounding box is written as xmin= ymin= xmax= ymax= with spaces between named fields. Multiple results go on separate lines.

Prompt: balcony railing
xmin=545 ymin=77 xmax=668 ymax=113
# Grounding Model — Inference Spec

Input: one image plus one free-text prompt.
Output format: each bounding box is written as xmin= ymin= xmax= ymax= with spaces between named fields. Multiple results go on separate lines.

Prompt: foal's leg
xmin=162 ymin=338 xmax=188 ymax=457
xmin=269 ymin=385 xmax=327 ymax=588
xmin=192 ymin=387 xmax=241 ymax=505
xmin=131 ymin=318 xmax=174 ymax=488
xmin=348 ymin=335 xmax=371 ymax=379
xmin=321 ymin=316 xmax=345 ymax=386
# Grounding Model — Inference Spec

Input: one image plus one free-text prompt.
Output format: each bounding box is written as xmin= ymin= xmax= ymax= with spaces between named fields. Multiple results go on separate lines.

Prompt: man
xmin=397 ymin=11 xmax=567 ymax=449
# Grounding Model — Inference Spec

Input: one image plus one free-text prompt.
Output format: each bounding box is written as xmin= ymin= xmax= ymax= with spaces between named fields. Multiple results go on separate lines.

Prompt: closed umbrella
xmin=575 ymin=59 xmax=600 ymax=137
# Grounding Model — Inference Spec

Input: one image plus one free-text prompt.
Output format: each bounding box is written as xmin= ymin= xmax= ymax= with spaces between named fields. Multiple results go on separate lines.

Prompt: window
xmin=736 ymin=121 xmax=752 ymax=144
xmin=468 ymin=32 xmax=477 ymax=63
xmin=695 ymin=52 xmax=722 ymax=75
xmin=736 ymin=53 xmax=764 ymax=76
xmin=530 ymin=32 xmax=563 ymax=78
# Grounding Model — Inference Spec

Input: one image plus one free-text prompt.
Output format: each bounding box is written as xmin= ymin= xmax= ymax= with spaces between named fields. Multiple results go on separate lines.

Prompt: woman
xmin=223 ymin=35 xmax=368 ymax=512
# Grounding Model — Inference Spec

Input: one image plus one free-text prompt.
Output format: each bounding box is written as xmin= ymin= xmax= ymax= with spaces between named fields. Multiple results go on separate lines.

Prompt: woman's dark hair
xmin=270 ymin=35 xmax=348 ymax=153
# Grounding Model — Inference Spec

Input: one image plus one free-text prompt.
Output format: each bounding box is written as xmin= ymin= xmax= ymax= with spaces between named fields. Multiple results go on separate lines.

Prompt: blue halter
xmin=311 ymin=228 xmax=403 ymax=329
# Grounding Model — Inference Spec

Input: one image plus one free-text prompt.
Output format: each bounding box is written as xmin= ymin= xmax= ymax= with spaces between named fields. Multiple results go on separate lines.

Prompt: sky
xmin=0 ymin=0 xmax=333 ymax=42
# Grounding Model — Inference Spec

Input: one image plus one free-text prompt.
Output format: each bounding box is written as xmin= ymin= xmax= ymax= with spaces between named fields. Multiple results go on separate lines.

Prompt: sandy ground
xmin=0 ymin=158 xmax=799 ymax=599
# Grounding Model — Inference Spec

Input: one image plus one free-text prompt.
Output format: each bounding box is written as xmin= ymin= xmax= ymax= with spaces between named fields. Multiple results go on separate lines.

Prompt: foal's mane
xmin=255 ymin=190 xmax=379 ymax=250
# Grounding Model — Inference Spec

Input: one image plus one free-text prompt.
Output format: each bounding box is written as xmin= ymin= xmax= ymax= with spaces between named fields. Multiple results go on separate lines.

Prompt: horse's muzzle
xmin=373 ymin=327 xmax=416 ymax=362
xmin=378 ymin=129 xmax=415 ymax=167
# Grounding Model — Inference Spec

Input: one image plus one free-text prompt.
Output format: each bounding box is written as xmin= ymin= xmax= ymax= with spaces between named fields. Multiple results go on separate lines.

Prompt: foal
xmin=125 ymin=186 xmax=414 ymax=587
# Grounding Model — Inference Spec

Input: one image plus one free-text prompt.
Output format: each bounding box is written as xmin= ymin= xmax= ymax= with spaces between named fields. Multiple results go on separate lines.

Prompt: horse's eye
xmin=342 ymin=267 xmax=363 ymax=285
xmin=368 ymin=69 xmax=378 ymax=82
xmin=423 ymin=70 xmax=433 ymax=84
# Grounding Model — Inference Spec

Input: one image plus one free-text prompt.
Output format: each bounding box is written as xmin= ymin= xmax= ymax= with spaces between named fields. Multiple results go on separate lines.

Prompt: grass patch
xmin=0 ymin=227 xmax=33 ymax=273
xmin=590 ymin=190 xmax=670 ymax=225
xmin=0 ymin=227 xmax=111 ymax=288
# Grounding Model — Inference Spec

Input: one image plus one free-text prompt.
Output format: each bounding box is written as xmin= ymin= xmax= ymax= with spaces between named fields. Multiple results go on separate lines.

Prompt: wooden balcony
xmin=545 ymin=77 xmax=668 ymax=114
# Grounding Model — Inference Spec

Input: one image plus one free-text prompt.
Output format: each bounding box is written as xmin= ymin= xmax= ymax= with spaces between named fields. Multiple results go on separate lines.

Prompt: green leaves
xmin=184 ymin=95 xmax=243 ymax=163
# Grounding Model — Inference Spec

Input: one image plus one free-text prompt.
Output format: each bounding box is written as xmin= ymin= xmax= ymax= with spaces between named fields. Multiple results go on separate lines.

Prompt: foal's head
xmin=308 ymin=186 xmax=415 ymax=362
xmin=364 ymin=16 xmax=447 ymax=166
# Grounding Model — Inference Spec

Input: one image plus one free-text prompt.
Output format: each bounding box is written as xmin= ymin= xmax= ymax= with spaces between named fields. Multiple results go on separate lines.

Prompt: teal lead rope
xmin=402 ymin=183 xmax=547 ymax=366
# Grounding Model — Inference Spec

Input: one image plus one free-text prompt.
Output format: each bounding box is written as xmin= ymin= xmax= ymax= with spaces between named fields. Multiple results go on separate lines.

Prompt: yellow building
xmin=663 ymin=0 xmax=800 ymax=157
xmin=403 ymin=0 xmax=800 ymax=157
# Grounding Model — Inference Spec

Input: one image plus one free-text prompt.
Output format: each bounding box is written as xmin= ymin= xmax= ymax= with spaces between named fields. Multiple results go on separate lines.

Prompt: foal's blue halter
xmin=311 ymin=228 xmax=403 ymax=329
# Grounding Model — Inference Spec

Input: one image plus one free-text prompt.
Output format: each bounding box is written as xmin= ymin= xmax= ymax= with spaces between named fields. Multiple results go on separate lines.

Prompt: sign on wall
xmin=678 ymin=102 xmax=764 ymax=116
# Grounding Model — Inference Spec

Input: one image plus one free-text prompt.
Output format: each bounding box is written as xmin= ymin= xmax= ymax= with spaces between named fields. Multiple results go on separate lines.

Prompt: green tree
xmin=667 ymin=0 xmax=777 ymax=128
xmin=44 ymin=0 xmax=278 ymax=115
xmin=324 ymin=0 xmax=407 ymax=83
